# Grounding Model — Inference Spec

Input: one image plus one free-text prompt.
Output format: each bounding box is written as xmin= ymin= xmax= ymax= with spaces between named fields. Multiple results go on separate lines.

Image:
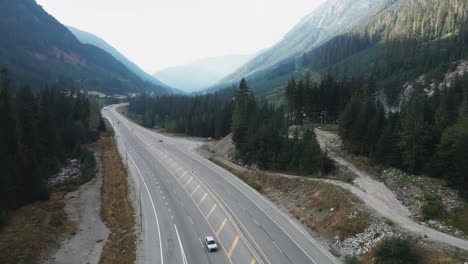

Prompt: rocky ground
xmin=48 ymin=159 xmax=82 ymax=185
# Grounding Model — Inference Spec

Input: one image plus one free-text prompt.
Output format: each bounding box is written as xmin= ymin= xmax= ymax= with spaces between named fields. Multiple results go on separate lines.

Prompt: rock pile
xmin=48 ymin=159 xmax=82 ymax=185
xmin=336 ymin=222 xmax=397 ymax=256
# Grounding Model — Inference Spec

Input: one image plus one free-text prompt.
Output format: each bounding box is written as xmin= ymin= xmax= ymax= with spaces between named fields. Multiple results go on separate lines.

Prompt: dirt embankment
xmin=98 ymin=134 xmax=137 ymax=264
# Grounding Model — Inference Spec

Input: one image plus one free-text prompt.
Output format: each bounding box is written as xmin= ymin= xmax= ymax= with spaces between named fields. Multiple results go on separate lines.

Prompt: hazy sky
xmin=36 ymin=0 xmax=326 ymax=73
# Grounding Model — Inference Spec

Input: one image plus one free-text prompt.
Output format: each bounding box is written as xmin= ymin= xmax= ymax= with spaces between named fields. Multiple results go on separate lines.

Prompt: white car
xmin=204 ymin=236 xmax=218 ymax=252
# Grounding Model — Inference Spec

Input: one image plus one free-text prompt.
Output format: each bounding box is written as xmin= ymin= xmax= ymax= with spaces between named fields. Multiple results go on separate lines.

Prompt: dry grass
xmin=0 ymin=192 xmax=75 ymax=264
xmin=97 ymin=134 xmax=136 ymax=264
xmin=224 ymin=165 xmax=370 ymax=241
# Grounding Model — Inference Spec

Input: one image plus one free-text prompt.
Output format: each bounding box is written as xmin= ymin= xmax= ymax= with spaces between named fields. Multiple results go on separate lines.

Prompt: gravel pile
xmin=48 ymin=159 xmax=82 ymax=185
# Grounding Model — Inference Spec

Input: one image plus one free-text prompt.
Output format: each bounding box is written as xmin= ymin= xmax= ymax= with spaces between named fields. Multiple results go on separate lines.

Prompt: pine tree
xmin=0 ymin=68 xmax=19 ymax=210
xmin=299 ymin=130 xmax=322 ymax=174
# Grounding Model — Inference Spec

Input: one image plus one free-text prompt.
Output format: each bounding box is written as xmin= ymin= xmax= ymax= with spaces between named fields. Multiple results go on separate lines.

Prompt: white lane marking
xmin=252 ymin=218 xmax=259 ymax=226
xmin=128 ymin=153 xmax=164 ymax=264
xmin=199 ymin=238 xmax=204 ymax=249
xmin=189 ymin=216 xmax=194 ymax=225
xmin=174 ymin=224 xmax=188 ymax=264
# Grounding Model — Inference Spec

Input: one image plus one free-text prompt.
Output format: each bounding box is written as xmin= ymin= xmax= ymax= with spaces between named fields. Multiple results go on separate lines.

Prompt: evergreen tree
xmin=299 ymin=130 xmax=322 ymax=173
xmin=399 ymin=89 xmax=433 ymax=174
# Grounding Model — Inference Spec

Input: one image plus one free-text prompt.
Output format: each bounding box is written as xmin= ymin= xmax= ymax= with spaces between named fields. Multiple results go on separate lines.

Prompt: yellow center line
xmin=206 ymin=204 xmax=217 ymax=219
xmin=178 ymin=171 xmax=187 ymax=181
xmin=250 ymin=259 xmax=256 ymax=264
xmin=190 ymin=185 xmax=201 ymax=196
xmin=184 ymin=176 xmax=193 ymax=188
xmin=216 ymin=218 xmax=228 ymax=236
xmin=197 ymin=193 xmax=208 ymax=207
xmin=227 ymin=235 xmax=240 ymax=258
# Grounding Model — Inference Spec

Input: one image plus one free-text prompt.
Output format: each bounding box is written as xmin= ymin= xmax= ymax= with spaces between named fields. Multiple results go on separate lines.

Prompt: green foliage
xmin=285 ymin=73 xmax=353 ymax=124
xmin=374 ymin=238 xmax=419 ymax=264
xmin=0 ymin=211 xmax=13 ymax=229
xmin=0 ymin=68 xmax=101 ymax=214
xmin=128 ymin=88 xmax=234 ymax=139
xmin=339 ymin=74 xmax=468 ymax=196
xmin=231 ymin=80 xmax=331 ymax=174
xmin=429 ymin=112 xmax=468 ymax=197
xmin=301 ymin=0 xmax=468 ymax=102
xmin=422 ymin=193 xmax=447 ymax=220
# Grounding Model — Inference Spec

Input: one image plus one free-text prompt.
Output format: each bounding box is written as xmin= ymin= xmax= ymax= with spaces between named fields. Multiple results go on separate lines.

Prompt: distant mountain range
xmin=154 ymin=54 xmax=254 ymax=93
xmin=67 ymin=26 xmax=176 ymax=93
xmin=214 ymin=0 xmax=384 ymax=93
xmin=214 ymin=0 xmax=468 ymax=105
xmin=0 ymin=0 xmax=171 ymax=95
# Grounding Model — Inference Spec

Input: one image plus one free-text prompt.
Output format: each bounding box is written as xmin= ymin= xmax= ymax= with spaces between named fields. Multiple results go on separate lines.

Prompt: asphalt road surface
xmin=103 ymin=104 xmax=340 ymax=264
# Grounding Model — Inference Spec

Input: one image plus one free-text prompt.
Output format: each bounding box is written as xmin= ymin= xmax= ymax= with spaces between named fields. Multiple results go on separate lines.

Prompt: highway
xmin=103 ymin=104 xmax=340 ymax=264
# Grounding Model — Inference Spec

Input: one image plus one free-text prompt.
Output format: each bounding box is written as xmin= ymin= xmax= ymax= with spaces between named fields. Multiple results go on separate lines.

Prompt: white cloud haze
xmin=36 ymin=0 xmax=326 ymax=73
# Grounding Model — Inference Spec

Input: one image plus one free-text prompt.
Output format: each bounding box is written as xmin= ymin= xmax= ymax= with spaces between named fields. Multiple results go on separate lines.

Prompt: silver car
xmin=204 ymin=236 xmax=218 ymax=252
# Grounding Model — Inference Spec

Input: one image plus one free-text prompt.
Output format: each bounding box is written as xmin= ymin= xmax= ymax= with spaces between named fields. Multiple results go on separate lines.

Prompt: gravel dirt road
xmin=44 ymin=153 xmax=109 ymax=264
xmin=314 ymin=128 xmax=468 ymax=251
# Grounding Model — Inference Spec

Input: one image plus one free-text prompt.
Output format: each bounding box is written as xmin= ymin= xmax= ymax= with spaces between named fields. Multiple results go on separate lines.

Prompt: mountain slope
xmin=216 ymin=0 xmax=468 ymax=105
xmin=0 ymin=0 xmax=168 ymax=94
xmin=219 ymin=0 xmax=384 ymax=90
xmin=154 ymin=54 xmax=254 ymax=93
xmin=299 ymin=0 xmax=468 ymax=101
xmin=67 ymin=26 xmax=175 ymax=92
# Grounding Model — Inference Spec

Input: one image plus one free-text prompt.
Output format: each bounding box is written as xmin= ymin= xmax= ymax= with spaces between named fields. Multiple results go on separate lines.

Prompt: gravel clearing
xmin=43 ymin=153 xmax=109 ymax=264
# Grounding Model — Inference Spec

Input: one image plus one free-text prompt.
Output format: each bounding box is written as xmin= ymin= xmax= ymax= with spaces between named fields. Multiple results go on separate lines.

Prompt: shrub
xmin=0 ymin=210 xmax=13 ymax=229
xmin=374 ymin=238 xmax=418 ymax=264
xmin=422 ymin=193 xmax=446 ymax=220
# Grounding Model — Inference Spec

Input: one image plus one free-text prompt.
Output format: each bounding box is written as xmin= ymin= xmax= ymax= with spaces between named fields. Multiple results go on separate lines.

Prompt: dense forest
xmin=129 ymin=79 xmax=333 ymax=174
xmin=0 ymin=68 xmax=104 ymax=221
xmin=284 ymin=72 xmax=367 ymax=124
xmin=338 ymin=74 xmax=468 ymax=197
xmin=299 ymin=0 xmax=468 ymax=101
xmin=231 ymin=79 xmax=334 ymax=173
xmin=128 ymin=88 xmax=234 ymax=139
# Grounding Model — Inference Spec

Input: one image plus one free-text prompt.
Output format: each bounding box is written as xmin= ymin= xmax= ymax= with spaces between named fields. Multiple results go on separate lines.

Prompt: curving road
xmin=103 ymin=104 xmax=340 ymax=264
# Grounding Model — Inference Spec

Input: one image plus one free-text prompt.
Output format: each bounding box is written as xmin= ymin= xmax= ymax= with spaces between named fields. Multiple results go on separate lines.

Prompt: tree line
xmin=231 ymin=79 xmax=334 ymax=173
xmin=285 ymin=73 xmax=365 ymax=124
xmin=339 ymin=74 xmax=468 ymax=197
xmin=0 ymin=68 xmax=104 ymax=218
xmin=129 ymin=79 xmax=333 ymax=174
xmin=128 ymin=88 xmax=234 ymax=139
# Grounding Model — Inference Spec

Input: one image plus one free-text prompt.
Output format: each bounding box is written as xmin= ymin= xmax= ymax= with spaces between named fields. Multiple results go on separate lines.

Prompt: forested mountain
xmin=300 ymin=0 xmax=468 ymax=103
xmin=215 ymin=0 xmax=384 ymax=94
xmin=154 ymin=54 xmax=253 ymax=93
xmin=0 ymin=0 xmax=168 ymax=94
xmin=216 ymin=0 xmax=468 ymax=104
xmin=68 ymin=26 xmax=177 ymax=93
